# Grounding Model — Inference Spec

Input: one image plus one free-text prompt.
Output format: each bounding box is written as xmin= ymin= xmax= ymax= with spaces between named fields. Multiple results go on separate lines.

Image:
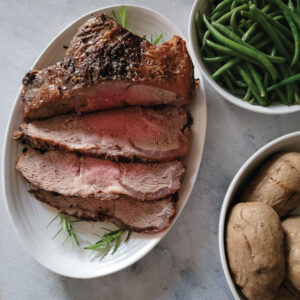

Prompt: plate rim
xmin=2 ymin=4 xmax=207 ymax=278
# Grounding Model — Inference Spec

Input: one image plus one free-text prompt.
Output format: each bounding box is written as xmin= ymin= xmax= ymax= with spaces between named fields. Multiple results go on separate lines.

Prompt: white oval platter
xmin=3 ymin=5 xmax=207 ymax=278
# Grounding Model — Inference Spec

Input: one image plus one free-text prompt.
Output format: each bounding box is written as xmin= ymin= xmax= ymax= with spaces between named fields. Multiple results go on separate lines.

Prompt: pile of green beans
xmin=195 ymin=0 xmax=300 ymax=106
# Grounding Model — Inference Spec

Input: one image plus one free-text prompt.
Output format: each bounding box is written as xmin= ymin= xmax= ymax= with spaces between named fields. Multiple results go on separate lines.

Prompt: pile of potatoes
xmin=226 ymin=152 xmax=300 ymax=300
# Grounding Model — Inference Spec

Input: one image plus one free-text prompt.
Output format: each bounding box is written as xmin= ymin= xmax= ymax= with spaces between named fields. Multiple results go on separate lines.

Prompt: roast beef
xmin=16 ymin=148 xmax=184 ymax=200
xmin=14 ymin=106 xmax=190 ymax=162
xmin=31 ymin=189 xmax=175 ymax=233
xmin=22 ymin=14 xmax=195 ymax=120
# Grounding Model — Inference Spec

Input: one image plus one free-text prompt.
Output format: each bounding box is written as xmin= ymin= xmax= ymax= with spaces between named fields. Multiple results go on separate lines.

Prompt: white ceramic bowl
xmin=188 ymin=0 xmax=300 ymax=114
xmin=219 ymin=131 xmax=300 ymax=299
xmin=2 ymin=5 xmax=207 ymax=278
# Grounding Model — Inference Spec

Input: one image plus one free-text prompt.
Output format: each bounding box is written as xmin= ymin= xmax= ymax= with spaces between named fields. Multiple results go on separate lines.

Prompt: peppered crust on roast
xmin=22 ymin=14 xmax=195 ymax=120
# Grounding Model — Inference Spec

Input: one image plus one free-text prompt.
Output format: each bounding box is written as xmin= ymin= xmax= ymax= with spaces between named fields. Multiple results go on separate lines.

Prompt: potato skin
xmin=242 ymin=152 xmax=300 ymax=218
xmin=282 ymin=216 xmax=300 ymax=292
xmin=226 ymin=202 xmax=285 ymax=300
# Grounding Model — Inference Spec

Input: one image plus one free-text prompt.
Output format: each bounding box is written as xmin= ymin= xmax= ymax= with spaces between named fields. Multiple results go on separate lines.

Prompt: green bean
xmin=202 ymin=30 xmax=210 ymax=50
xmin=288 ymin=0 xmax=295 ymax=12
xmin=243 ymin=88 xmax=252 ymax=101
xmin=230 ymin=10 xmax=240 ymax=36
xmin=195 ymin=2 xmax=300 ymax=106
xmin=202 ymin=56 xmax=231 ymax=63
xmin=212 ymin=21 xmax=246 ymax=43
xmin=268 ymin=11 xmax=282 ymax=17
xmin=237 ymin=65 xmax=267 ymax=105
xmin=212 ymin=57 xmax=240 ymax=79
xmin=266 ymin=47 xmax=276 ymax=91
xmin=274 ymin=15 xmax=284 ymax=21
xmin=281 ymin=65 xmax=294 ymax=104
xmin=216 ymin=4 xmax=248 ymax=23
xmin=281 ymin=9 xmax=300 ymax=36
xmin=231 ymin=0 xmax=238 ymax=10
xmin=261 ymin=4 xmax=271 ymax=13
xmin=290 ymin=9 xmax=300 ymax=33
xmin=294 ymin=85 xmax=300 ymax=104
xmin=283 ymin=65 xmax=296 ymax=105
xmin=263 ymin=72 xmax=270 ymax=89
xmin=195 ymin=11 xmax=205 ymax=46
xmin=225 ymin=69 xmax=236 ymax=82
xmin=212 ymin=21 xmax=286 ymax=63
xmin=211 ymin=0 xmax=231 ymax=15
xmin=249 ymin=98 xmax=255 ymax=104
xmin=203 ymin=47 xmax=235 ymax=93
xmin=274 ymin=44 xmax=297 ymax=104
xmin=202 ymin=44 xmax=215 ymax=59
xmin=270 ymin=46 xmax=277 ymax=57
xmin=225 ymin=68 xmax=245 ymax=87
xmin=206 ymin=39 xmax=260 ymax=66
xmin=239 ymin=19 xmax=252 ymax=30
xmin=254 ymin=38 xmax=272 ymax=50
xmin=242 ymin=23 xmax=258 ymax=41
xmin=267 ymin=73 xmax=300 ymax=92
xmin=241 ymin=5 xmax=273 ymax=41
xmin=273 ymin=27 xmax=295 ymax=53
xmin=274 ymin=0 xmax=299 ymax=66
xmin=285 ymin=85 xmax=293 ymax=105
xmin=247 ymin=63 xmax=266 ymax=97
xmin=275 ymin=88 xmax=288 ymax=104
xmin=236 ymin=80 xmax=247 ymax=88
xmin=221 ymin=74 xmax=235 ymax=93
xmin=248 ymin=31 xmax=266 ymax=44
xmin=249 ymin=5 xmax=289 ymax=59
xmin=241 ymin=10 xmax=293 ymax=40
xmin=211 ymin=11 xmax=224 ymax=21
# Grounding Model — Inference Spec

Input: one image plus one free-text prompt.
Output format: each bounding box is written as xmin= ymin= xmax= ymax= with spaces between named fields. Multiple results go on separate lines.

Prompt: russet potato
xmin=282 ymin=216 xmax=300 ymax=292
xmin=242 ymin=152 xmax=300 ymax=217
xmin=226 ymin=202 xmax=285 ymax=300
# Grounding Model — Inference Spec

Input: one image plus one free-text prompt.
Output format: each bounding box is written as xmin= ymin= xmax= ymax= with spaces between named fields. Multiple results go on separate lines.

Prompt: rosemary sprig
xmin=151 ymin=33 xmax=163 ymax=46
xmin=112 ymin=5 xmax=163 ymax=45
xmin=47 ymin=213 xmax=80 ymax=248
xmin=112 ymin=5 xmax=128 ymax=29
xmin=84 ymin=228 xmax=131 ymax=259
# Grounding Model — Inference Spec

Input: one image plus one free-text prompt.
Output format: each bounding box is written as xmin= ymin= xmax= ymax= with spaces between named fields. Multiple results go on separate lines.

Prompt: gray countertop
xmin=0 ymin=1 xmax=299 ymax=299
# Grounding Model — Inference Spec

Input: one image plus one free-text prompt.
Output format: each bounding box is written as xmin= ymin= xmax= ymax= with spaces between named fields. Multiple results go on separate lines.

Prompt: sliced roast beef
xmin=14 ymin=106 xmax=190 ymax=162
xmin=22 ymin=14 xmax=194 ymax=120
xmin=31 ymin=189 xmax=175 ymax=233
xmin=16 ymin=148 xmax=184 ymax=200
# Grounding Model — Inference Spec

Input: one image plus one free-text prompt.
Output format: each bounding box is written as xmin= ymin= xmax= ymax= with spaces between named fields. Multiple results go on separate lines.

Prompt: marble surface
xmin=0 ymin=1 xmax=299 ymax=299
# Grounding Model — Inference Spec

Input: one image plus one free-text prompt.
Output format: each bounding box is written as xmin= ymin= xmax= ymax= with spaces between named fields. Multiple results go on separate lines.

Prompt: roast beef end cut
xmin=22 ymin=14 xmax=194 ymax=120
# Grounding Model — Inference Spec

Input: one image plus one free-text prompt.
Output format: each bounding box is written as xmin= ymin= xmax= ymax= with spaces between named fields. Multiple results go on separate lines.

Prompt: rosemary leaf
xmin=52 ymin=227 xmax=63 ymax=240
xmin=47 ymin=214 xmax=59 ymax=228
xmin=112 ymin=5 xmax=129 ymax=29
xmin=85 ymin=228 xmax=131 ymax=259
xmin=151 ymin=33 xmax=163 ymax=46
xmin=48 ymin=213 xmax=80 ymax=248
xmin=112 ymin=236 xmax=121 ymax=255
xmin=125 ymin=230 xmax=131 ymax=243
xmin=119 ymin=6 xmax=127 ymax=28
